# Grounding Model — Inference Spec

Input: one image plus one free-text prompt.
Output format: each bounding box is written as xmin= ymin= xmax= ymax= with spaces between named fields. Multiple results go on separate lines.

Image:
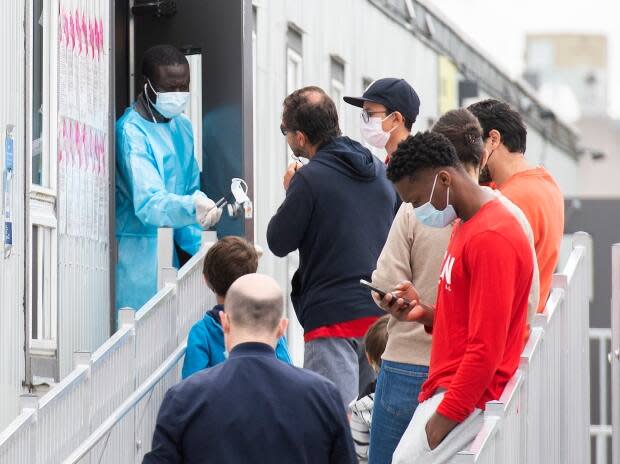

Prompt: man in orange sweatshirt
xmin=469 ymin=99 xmax=564 ymax=313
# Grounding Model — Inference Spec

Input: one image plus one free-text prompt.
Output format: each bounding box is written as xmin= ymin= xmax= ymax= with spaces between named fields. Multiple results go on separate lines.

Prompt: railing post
xmin=73 ymin=351 xmax=91 ymax=464
xmin=157 ymin=228 xmax=174 ymax=290
xmin=573 ymin=231 xmax=593 ymax=302
xmin=118 ymin=309 xmax=137 ymax=463
xmin=19 ymin=394 xmax=38 ymax=464
xmin=201 ymin=230 xmax=217 ymax=250
xmin=612 ymin=244 xmax=620 ymax=464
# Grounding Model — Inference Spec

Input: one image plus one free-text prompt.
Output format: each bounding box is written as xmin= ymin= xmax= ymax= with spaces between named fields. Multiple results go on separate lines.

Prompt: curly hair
xmin=432 ymin=109 xmax=484 ymax=169
xmin=142 ymin=45 xmax=189 ymax=80
xmin=282 ymin=86 xmax=341 ymax=146
xmin=468 ymin=99 xmax=527 ymax=154
xmin=386 ymin=131 xmax=460 ymax=183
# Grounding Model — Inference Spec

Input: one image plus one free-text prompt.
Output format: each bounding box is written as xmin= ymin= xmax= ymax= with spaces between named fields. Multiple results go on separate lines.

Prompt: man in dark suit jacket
xmin=143 ymin=273 xmax=356 ymax=464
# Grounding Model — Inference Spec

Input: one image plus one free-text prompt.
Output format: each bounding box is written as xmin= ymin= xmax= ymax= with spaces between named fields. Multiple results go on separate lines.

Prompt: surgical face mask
xmin=360 ymin=113 xmax=396 ymax=149
xmin=146 ymin=79 xmax=189 ymax=119
xmin=414 ymin=174 xmax=457 ymax=228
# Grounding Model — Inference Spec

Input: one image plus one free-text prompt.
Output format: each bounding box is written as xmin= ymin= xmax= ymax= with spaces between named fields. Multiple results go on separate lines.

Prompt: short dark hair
xmin=432 ymin=108 xmax=484 ymax=168
xmin=364 ymin=315 xmax=390 ymax=367
xmin=202 ymin=237 xmax=258 ymax=297
xmin=142 ymin=45 xmax=189 ymax=80
xmin=282 ymin=86 xmax=341 ymax=146
xmin=467 ymin=99 xmax=527 ymax=154
xmin=386 ymin=131 xmax=460 ymax=183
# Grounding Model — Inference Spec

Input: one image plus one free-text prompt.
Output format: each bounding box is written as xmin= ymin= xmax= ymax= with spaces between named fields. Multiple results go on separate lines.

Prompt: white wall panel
xmin=0 ymin=0 xmax=27 ymax=430
xmin=57 ymin=0 xmax=111 ymax=377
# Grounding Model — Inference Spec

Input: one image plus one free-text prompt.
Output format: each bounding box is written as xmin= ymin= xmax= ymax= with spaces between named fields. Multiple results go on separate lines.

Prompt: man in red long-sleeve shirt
xmin=378 ymin=132 xmax=533 ymax=463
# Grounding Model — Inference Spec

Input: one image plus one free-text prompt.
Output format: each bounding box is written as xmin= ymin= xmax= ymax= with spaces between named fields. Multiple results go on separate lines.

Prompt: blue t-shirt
xmin=182 ymin=304 xmax=293 ymax=378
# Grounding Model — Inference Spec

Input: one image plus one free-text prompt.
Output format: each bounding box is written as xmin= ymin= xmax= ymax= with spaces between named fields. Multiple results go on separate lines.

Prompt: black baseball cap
xmin=344 ymin=78 xmax=420 ymax=123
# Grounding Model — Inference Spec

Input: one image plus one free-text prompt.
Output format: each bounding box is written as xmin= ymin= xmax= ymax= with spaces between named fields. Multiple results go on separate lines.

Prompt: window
xmin=30 ymin=223 xmax=57 ymax=348
xmin=27 ymin=0 xmax=58 ymax=360
xmin=285 ymin=26 xmax=303 ymax=169
xmin=30 ymin=0 xmax=56 ymax=190
xmin=286 ymin=49 xmax=303 ymax=96
xmin=330 ymin=56 xmax=345 ymax=131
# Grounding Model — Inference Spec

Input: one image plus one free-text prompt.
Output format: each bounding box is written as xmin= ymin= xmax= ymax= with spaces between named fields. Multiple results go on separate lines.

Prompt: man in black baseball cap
xmin=344 ymin=78 xmax=420 ymax=163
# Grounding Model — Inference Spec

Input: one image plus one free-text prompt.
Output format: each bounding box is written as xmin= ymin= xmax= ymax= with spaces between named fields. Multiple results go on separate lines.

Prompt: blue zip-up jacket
xmin=267 ymin=136 xmax=397 ymax=333
xmin=182 ymin=304 xmax=292 ymax=378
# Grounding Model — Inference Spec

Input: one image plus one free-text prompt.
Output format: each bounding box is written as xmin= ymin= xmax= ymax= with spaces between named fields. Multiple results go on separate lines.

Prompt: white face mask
xmin=146 ymin=79 xmax=190 ymax=119
xmin=414 ymin=174 xmax=458 ymax=228
xmin=360 ymin=113 xmax=396 ymax=149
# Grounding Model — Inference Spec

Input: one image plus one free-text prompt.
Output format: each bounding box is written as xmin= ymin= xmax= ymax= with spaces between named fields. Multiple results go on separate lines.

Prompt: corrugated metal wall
xmin=253 ymin=0 xmax=440 ymax=363
xmin=57 ymin=0 xmax=111 ymax=378
xmin=0 ymin=0 xmax=26 ymax=431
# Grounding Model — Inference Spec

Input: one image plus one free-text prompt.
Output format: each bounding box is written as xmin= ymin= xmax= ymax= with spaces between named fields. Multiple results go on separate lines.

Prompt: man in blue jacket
xmin=144 ymin=274 xmax=356 ymax=463
xmin=267 ymin=86 xmax=397 ymax=407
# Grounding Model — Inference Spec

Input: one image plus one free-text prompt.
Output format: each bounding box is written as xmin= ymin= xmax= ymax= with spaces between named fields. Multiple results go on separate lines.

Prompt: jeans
xmin=368 ymin=361 xmax=429 ymax=464
xmin=304 ymin=337 xmax=376 ymax=408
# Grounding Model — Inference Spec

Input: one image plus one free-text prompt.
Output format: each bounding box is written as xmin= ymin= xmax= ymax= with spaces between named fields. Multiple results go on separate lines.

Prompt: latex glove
xmin=194 ymin=194 xmax=223 ymax=229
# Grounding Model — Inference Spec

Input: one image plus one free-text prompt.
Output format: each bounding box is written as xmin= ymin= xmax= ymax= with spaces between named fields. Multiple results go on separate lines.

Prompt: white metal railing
xmin=0 ymin=231 xmax=594 ymax=463
xmin=611 ymin=243 xmax=620 ymax=464
xmin=450 ymin=231 xmax=592 ymax=464
xmin=590 ymin=328 xmax=612 ymax=464
xmin=0 ymin=231 xmax=215 ymax=464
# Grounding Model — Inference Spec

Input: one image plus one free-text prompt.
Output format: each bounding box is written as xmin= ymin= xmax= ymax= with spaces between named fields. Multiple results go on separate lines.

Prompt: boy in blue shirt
xmin=182 ymin=237 xmax=292 ymax=378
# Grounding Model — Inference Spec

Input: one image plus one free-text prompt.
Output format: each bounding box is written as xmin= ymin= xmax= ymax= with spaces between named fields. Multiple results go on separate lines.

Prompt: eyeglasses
xmin=280 ymin=124 xmax=296 ymax=136
xmin=361 ymin=110 xmax=391 ymax=124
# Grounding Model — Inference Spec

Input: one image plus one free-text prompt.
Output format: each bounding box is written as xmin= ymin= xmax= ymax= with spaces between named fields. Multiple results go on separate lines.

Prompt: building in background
xmin=524 ymin=33 xmax=619 ymax=198
xmin=525 ymin=33 xmax=618 ymax=463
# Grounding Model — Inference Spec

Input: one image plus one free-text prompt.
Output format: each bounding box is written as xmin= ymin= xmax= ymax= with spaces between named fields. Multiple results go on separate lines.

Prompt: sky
xmin=430 ymin=0 xmax=620 ymax=119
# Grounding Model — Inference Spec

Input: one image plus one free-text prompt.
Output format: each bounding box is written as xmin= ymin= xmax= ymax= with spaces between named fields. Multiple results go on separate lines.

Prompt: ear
xmin=487 ymin=129 xmax=501 ymax=150
xmin=221 ymin=311 xmax=231 ymax=334
xmin=276 ymin=318 xmax=289 ymax=338
xmin=437 ymin=169 xmax=452 ymax=187
xmin=392 ymin=111 xmax=404 ymax=125
xmin=296 ymin=131 xmax=307 ymax=147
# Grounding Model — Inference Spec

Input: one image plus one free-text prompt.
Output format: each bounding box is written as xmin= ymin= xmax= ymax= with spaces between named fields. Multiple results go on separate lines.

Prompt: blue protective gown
xmin=115 ymin=107 xmax=203 ymax=312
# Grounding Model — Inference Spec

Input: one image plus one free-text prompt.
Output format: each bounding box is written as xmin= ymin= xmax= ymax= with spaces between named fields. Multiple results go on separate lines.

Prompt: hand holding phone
xmin=360 ymin=279 xmax=411 ymax=305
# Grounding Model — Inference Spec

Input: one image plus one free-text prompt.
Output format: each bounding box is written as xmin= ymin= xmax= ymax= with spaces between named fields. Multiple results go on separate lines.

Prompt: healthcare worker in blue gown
xmin=115 ymin=45 xmax=222 ymax=314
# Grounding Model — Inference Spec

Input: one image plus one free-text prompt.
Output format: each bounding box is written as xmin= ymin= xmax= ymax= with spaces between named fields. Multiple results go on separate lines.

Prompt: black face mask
xmin=479 ymin=149 xmax=494 ymax=185
xmin=479 ymin=165 xmax=492 ymax=184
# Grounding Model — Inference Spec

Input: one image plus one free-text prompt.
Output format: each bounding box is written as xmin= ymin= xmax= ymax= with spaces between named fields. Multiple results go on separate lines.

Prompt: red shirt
xmin=419 ymin=199 xmax=533 ymax=422
xmin=304 ymin=317 xmax=379 ymax=343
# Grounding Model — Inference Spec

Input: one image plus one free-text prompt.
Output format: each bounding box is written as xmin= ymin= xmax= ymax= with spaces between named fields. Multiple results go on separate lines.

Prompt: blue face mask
xmin=146 ymin=79 xmax=190 ymax=120
xmin=414 ymin=174 xmax=457 ymax=228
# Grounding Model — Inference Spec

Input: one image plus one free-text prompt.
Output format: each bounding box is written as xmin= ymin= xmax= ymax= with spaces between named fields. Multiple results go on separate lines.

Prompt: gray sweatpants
xmin=392 ymin=391 xmax=484 ymax=464
xmin=304 ymin=337 xmax=376 ymax=409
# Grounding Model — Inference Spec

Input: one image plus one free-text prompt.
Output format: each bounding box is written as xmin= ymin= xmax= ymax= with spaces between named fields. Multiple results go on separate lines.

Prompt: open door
xmin=121 ymin=0 xmax=254 ymax=242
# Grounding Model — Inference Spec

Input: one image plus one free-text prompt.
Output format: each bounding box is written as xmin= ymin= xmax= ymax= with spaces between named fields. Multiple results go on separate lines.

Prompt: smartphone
xmin=360 ymin=279 xmax=411 ymax=305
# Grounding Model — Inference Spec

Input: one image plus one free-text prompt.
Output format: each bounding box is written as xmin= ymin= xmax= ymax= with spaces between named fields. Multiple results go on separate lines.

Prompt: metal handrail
xmin=62 ymin=340 xmax=188 ymax=464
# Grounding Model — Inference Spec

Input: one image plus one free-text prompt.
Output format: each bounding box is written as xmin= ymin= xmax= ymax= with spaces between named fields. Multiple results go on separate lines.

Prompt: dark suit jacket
xmin=143 ymin=342 xmax=356 ymax=463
